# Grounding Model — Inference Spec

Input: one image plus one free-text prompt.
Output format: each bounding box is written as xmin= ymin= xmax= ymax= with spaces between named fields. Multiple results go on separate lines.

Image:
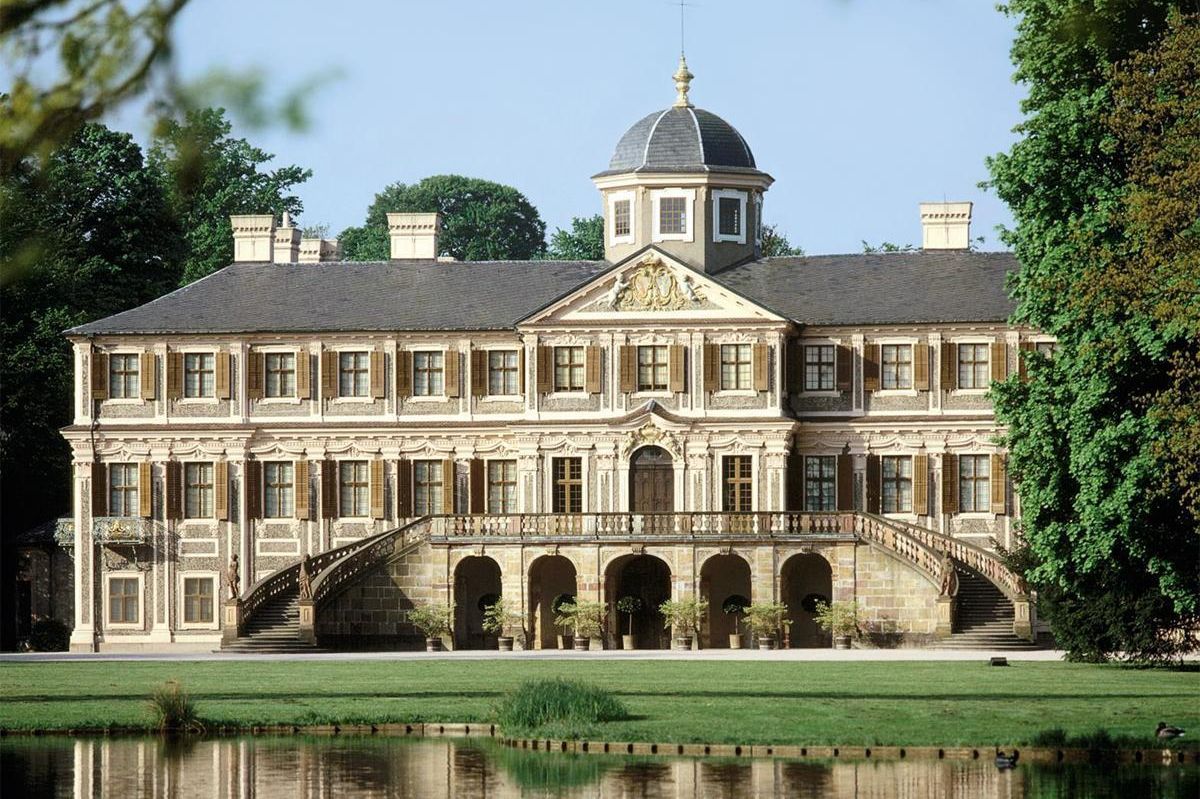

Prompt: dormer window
xmin=713 ymin=189 xmax=748 ymax=244
xmin=651 ymin=189 xmax=695 ymax=242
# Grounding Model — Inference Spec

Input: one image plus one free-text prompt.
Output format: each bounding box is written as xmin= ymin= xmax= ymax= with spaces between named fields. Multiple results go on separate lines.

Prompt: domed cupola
xmin=593 ymin=56 xmax=774 ymax=273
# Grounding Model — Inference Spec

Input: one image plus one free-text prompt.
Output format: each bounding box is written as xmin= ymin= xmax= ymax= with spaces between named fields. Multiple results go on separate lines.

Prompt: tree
xmin=149 ymin=108 xmax=310 ymax=285
xmin=986 ymin=3 xmax=1198 ymax=661
xmin=860 ymin=240 xmax=915 ymax=254
xmin=339 ymin=175 xmax=546 ymax=262
xmin=760 ymin=223 xmax=804 ymax=257
xmin=545 ymin=215 xmax=604 ymax=260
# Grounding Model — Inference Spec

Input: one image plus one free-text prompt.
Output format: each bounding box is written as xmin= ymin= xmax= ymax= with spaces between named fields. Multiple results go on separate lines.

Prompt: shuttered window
xmin=108 ymin=464 xmax=139 ymax=517
xmin=804 ymin=345 xmax=835 ymax=391
xmin=339 ymin=461 xmax=369 ymax=517
xmin=263 ymin=462 xmax=294 ymax=518
xmin=108 ymin=578 xmax=139 ymax=624
xmin=265 ymin=353 xmax=296 ymax=398
xmin=183 ymin=577 xmax=214 ymax=624
xmin=720 ymin=344 xmax=753 ymax=390
xmin=488 ymin=351 xmax=519 ymax=396
xmin=881 ymin=345 xmax=913 ymax=390
xmin=108 ymin=354 xmax=140 ymax=399
xmin=804 ymin=456 xmax=837 ymax=511
xmin=723 ymin=456 xmax=753 ymax=512
xmin=552 ymin=457 xmax=583 ymax=513
xmin=339 ymin=352 xmax=370 ymax=397
xmin=959 ymin=454 xmax=991 ymax=513
xmin=183 ymin=353 xmax=215 ymax=398
xmin=554 ymin=347 xmax=586 ymax=392
xmin=957 ymin=344 xmax=990 ymax=389
xmin=413 ymin=351 xmax=444 ymax=396
xmin=487 ymin=460 xmax=517 ymax=514
xmin=413 ymin=460 xmax=444 ymax=515
xmin=881 ymin=456 xmax=912 ymax=513
xmin=184 ymin=463 xmax=213 ymax=519
xmin=636 ymin=345 xmax=669 ymax=392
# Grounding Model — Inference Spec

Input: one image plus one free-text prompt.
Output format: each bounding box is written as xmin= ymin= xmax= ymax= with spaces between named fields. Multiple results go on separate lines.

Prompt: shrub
xmin=555 ymin=600 xmax=604 ymax=638
xmin=659 ymin=597 xmax=707 ymax=636
xmin=813 ymin=600 xmax=859 ymax=637
xmin=407 ymin=603 xmax=454 ymax=639
xmin=743 ymin=602 xmax=790 ymax=638
xmin=482 ymin=598 xmax=524 ymax=637
xmin=495 ymin=678 xmax=628 ymax=739
xmin=615 ymin=596 xmax=642 ymax=636
xmin=27 ymin=618 xmax=70 ymax=651
xmin=148 ymin=680 xmax=203 ymax=733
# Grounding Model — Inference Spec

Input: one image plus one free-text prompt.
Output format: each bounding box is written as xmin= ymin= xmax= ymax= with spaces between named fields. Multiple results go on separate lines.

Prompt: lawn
xmin=1 ymin=659 xmax=1196 ymax=747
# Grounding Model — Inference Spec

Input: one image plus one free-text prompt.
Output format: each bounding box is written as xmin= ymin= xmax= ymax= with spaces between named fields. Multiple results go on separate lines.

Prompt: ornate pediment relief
xmin=584 ymin=256 xmax=714 ymax=313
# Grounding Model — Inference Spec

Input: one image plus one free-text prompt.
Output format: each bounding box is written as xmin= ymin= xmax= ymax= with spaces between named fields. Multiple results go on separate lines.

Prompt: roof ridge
xmin=641 ymin=109 xmax=672 ymax=169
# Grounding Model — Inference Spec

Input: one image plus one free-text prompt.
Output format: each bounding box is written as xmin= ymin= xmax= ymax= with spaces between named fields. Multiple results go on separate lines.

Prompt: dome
xmin=606 ymin=106 xmax=757 ymax=174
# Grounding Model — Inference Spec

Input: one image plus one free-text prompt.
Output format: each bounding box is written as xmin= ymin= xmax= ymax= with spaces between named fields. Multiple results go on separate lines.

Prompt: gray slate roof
xmin=69 ymin=250 xmax=1018 ymax=335
xmin=604 ymin=107 xmax=757 ymax=174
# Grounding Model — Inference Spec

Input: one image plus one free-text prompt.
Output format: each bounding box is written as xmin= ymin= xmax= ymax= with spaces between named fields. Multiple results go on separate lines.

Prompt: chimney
xmin=919 ymin=202 xmax=972 ymax=250
xmin=387 ymin=212 xmax=441 ymax=260
xmin=230 ymin=214 xmax=276 ymax=262
xmin=298 ymin=238 xmax=343 ymax=262
xmin=273 ymin=211 xmax=300 ymax=264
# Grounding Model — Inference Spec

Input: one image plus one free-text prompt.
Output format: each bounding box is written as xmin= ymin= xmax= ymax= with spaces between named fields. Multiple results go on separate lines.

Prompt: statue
xmin=226 ymin=554 xmax=240 ymax=599
xmin=298 ymin=553 xmax=313 ymax=600
xmin=604 ymin=274 xmax=628 ymax=309
xmin=679 ymin=274 xmax=699 ymax=304
xmin=938 ymin=554 xmax=959 ymax=598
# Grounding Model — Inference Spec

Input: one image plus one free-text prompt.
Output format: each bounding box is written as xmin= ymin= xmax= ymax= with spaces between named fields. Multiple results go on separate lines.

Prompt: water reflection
xmin=1 ymin=735 xmax=1195 ymax=799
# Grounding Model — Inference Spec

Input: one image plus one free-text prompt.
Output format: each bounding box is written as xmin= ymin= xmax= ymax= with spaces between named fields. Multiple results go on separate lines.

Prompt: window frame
xmin=636 ymin=344 xmax=670 ymax=393
xmin=337 ymin=350 xmax=371 ymax=399
xmin=338 ymin=460 xmax=370 ymax=519
xmin=607 ymin=190 xmax=635 ymax=245
xmin=803 ymin=344 xmax=836 ymax=392
xmin=651 ymin=188 xmax=695 ymax=243
xmin=108 ymin=462 xmax=140 ymax=518
xmin=182 ymin=351 xmax=216 ymax=399
xmin=105 ymin=572 xmax=143 ymax=629
xmin=486 ymin=349 xmax=521 ymax=398
xmin=107 ymin=352 xmax=141 ymax=400
xmin=264 ymin=351 xmax=298 ymax=400
xmin=179 ymin=572 xmax=218 ymax=629
xmin=183 ymin=461 xmax=214 ymax=520
xmin=719 ymin=343 xmax=754 ymax=392
xmin=956 ymin=341 xmax=992 ymax=391
xmin=712 ymin=189 xmax=748 ymax=244
xmin=412 ymin=460 xmax=444 ymax=515
xmin=722 ymin=455 xmax=754 ymax=512
xmin=880 ymin=343 xmax=914 ymax=391
xmin=552 ymin=457 xmax=583 ymax=514
xmin=487 ymin=459 xmax=518 ymax=514
xmin=411 ymin=349 xmax=445 ymax=398
xmin=804 ymin=455 xmax=837 ymax=511
xmin=958 ymin=454 xmax=992 ymax=514
xmin=263 ymin=461 xmax=295 ymax=519
xmin=553 ymin=346 xmax=586 ymax=394
xmin=881 ymin=455 xmax=913 ymax=514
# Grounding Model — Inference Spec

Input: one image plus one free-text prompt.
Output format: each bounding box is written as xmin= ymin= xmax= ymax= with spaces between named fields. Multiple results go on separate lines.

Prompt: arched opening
xmin=605 ymin=554 xmax=671 ymax=649
xmin=527 ymin=555 xmax=577 ymax=649
xmin=453 ymin=556 xmax=502 ymax=650
xmin=780 ymin=553 xmax=833 ymax=648
xmin=700 ymin=554 xmax=752 ymax=648
xmin=629 ymin=446 xmax=674 ymax=514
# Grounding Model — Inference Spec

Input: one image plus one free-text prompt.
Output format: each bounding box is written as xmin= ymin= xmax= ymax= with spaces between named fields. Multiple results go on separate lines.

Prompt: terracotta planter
xmin=622 ymin=634 xmax=636 ymax=650
xmin=425 ymin=637 xmax=442 ymax=652
xmin=498 ymin=636 xmax=514 ymax=652
xmin=833 ymin=635 xmax=852 ymax=650
xmin=673 ymin=635 xmax=693 ymax=651
xmin=757 ymin=636 xmax=777 ymax=650
xmin=728 ymin=633 xmax=742 ymax=649
xmin=557 ymin=634 xmax=573 ymax=650
xmin=572 ymin=636 xmax=590 ymax=651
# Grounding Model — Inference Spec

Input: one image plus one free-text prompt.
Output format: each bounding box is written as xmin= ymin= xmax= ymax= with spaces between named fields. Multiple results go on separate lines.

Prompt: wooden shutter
xmin=245 ymin=460 xmax=262 ymax=520
xmin=836 ymin=454 xmax=853 ymax=511
xmin=865 ymin=454 xmax=880 ymax=514
xmin=165 ymin=461 xmax=182 ymax=520
xmin=863 ymin=344 xmax=880 ymax=392
xmin=396 ymin=459 xmax=413 ymax=517
xmin=990 ymin=453 xmax=1007 ymax=515
xmin=166 ymin=351 xmax=184 ymax=400
xmin=441 ymin=459 xmax=455 ymax=513
xmin=941 ymin=453 xmax=958 ymax=515
xmin=370 ymin=348 xmax=385 ymax=399
xmin=395 ymin=350 xmax=412 ymax=398
xmin=784 ymin=339 xmax=801 ymax=395
xmin=296 ymin=351 xmax=312 ymax=399
xmin=619 ymin=345 xmax=636 ymax=393
xmin=214 ymin=461 xmax=229 ymax=521
xmin=991 ymin=341 xmax=1008 ymax=382
xmin=536 ymin=346 xmax=552 ymax=394
xmin=1018 ymin=341 xmax=1034 ymax=381
xmin=585 ymin=345 xmax=602 ymax=394
xmin=469 ymin=459 xmax=485 ymax=513
xmin=90 ymin=351 xmax=109 ymax=400
xmin=941 ymin=342 xmax=957 ymax=390
xmin=753 ymin=343 xmax=769 ymax=392
xmin=320 ymin=461 xmax=336 ymax=519
xmin=370 ymin=460 xmax=385 ymax=520
xmin=786 ymin=455 xmax=803 ymax=511
xmin=294 ymin=460 xmax=310 ymax=520
xmin=703 ymin=343 xmax=719 ymax=392
xmin=668 ymin=344 xmax=685 ymax=393
xmin=836 ymin=345 xmax=853 ymax=392
xmin=247 ymin=351 xmax=264 ymax=400
xmin=138 ymin=462 xmax=152 ymax=518
xmin=91 ymin=462 xmax=108 ymax=515
xmin=215 ymin=351 xmax=231 ymax=400
xmin=517 ymin=349 xmax=526 ymax=394
xmin=913 ymin=343 xmax=930 ymax=391
xmin=445 ymin=350 xmax=461 ymax=398
xmin=140 ymin=352 xmax=157 ymax=400
xmin=913 ymin=454 xmax=929 ymax=515
xmin=471 ymin=350 xmax=487 ymax=396
xmin=321 ymin=350 xmax=336 ymax=399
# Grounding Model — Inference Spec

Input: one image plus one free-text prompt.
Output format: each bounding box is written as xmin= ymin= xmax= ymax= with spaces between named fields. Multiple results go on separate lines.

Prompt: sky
xmin=113 ymin=0 xmax=1026 ymax=255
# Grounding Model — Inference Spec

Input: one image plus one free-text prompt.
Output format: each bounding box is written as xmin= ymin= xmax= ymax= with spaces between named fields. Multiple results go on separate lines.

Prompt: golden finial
xmin=673 ymin=54 xmax=694 ymax=108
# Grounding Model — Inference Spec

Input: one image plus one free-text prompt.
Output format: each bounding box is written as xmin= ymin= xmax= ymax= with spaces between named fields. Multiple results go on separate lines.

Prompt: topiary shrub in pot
xmin=557 ymin=600 xmax=605 ymax=651
xmin=615 ymin=596 xmax=643 ymax=650
xmin=659 ymin=597 xmax=707 ymax=650
xmin=744 ymin=602 xmax=790 ymax=650
xmin=482 ymin=597 xmax=524 ymax=651
xmin=813 ymin=600 xmax=859 ymax=649
xmin=722 ymin=595 xmax=749 ymax=649
xmin=407 ymin=602 xmax=454 ymax=651
xmin=551 ymin=593 xmax=576 ymax=649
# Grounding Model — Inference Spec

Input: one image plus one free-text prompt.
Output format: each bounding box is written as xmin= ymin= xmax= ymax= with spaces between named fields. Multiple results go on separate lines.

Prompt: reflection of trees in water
xmin=700 ymin=761 xmax=752 ymax=799
xmin=452 ymin=744 xmax=503 ymax=796
xmin=611 ymin=761 xmax=674 ymax=798
xmin=780 ymin=761 xmax=835 ymax=798
xmin=477 ymin=741 xmax=611 ymax=792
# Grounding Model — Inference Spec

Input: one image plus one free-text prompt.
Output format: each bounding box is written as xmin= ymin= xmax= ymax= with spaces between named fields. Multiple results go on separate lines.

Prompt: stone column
xmin=69 ymin=459 xmax=97 ymax=652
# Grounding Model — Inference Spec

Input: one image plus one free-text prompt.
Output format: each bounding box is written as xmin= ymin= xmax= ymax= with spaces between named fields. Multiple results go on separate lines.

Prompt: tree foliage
xmin=760 ymin=223 xmax=803 ymax=257
xmin=986 ymin=3 xmax=1198 ymax=661
xmin=339 ymin=175 xmax=546 ymax=262
xmin=545 ymin=215 xmax=604 ymax=261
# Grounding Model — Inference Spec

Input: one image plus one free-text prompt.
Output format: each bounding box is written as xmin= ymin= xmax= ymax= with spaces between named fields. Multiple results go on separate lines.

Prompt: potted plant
xmin=551 ymin=593 xmax=576 ymax=649
xmin=744 ymin=602 xmax=790 ymax=649
xmin=659 ymin=597 xmax=707 ymax=650
xmin=482 ymin=597 xmax=524 ymax=651
xmin=722 ymin=595 xmax=749 ymax=649
xmin=814 ymin=600 xmax=859 ymax=649
xmin=407 ymin=602 xmax=454 ymax=651
xmin=615 ymin=595 xmax=643 ymax=650
xmin=557 ymin=600 xmax=604 ymax=650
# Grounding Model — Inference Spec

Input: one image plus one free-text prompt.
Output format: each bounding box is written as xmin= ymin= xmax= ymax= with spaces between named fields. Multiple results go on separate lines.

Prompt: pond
xmin=2 ymin=735 xmax=1195 ymax=798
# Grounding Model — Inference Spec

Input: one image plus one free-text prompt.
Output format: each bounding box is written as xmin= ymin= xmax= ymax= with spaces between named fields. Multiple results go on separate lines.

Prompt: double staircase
xmin=941 ymin=565 xmax=1042 ymax=651
xmin=219 ymin=593 xmax=325 ymax=654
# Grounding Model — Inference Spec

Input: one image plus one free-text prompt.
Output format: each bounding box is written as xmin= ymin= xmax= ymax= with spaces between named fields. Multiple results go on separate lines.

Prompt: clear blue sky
xmin=122 ymin=0 xmax=1026 ymax=255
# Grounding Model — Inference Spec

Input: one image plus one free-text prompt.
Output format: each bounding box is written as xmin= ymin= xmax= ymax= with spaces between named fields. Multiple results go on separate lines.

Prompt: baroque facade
xmin=63 ymin=59 xmax=1045 ymax=652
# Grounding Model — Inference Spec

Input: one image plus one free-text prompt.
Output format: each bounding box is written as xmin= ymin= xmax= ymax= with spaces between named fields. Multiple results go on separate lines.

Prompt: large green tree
xmin=340 ymin=175 xmax=546 ymax=262
xmin=149 ymin=108 xmax=310 ymax=285
xmin=545 ymin=215 xmax=604 ymax=260
xmin=987 ymin=3 xmax=1198 ymax=661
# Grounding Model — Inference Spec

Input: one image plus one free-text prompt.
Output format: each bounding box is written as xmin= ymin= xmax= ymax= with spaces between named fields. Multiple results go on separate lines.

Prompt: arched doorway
xmin=453 ymin=556 xmax=502 ymax=650
xmin=700 ymin=554 xmax=752 ymax=648
xmin=780 ymin=553 xmax=833 ymax=648
xmin=630 ymin=446 xmax=674 ymax=513
xmin=528 ymin=555 xmax=577 ymax=649
xmin=605 ymin=554 xmax=671 ymax=649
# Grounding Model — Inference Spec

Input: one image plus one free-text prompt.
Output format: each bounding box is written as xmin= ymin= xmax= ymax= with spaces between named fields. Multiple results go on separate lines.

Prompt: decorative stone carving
xmin=623 ymin=421 xmax=681 ymax=459
xmin=596 ymin=256 xmax=709 ymax=312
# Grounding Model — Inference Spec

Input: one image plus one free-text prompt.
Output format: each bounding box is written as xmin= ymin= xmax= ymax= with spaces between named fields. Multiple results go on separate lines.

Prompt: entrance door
xmin=630 ymin=446 xmax=674 ymax=533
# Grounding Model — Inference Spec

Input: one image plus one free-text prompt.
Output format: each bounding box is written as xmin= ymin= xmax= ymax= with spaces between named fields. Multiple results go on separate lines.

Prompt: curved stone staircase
xmin=220 ymin=592 xmax=326 ymax=654
xmin=940 ymin=565 xmax=1043 ymax=651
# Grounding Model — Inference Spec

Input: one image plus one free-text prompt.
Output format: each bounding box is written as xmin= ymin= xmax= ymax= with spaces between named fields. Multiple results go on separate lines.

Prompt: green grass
xmin=495 ymin=678 xmax=629 ymax=739
xmin=1 ymin=659 xmax=1196 ymax=747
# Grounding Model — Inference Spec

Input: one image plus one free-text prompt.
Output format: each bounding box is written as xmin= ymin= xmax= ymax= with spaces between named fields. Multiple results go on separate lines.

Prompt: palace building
xmin=61 ymin=59 xmax=1045 ymax=653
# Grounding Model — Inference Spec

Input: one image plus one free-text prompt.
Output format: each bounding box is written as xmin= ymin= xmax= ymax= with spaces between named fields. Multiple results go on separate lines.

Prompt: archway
xmin=700 ymin=554 xmax=752 ymax=648
xmin=629 ymin=446 xmax=674 ymax=513
xmin=528 ymin=555 xmax=577 ymax=649
xmin=453 ymin=556 xmax=502 ymax=650
xmin=780 ymin=553 xmax=833 ymax=648
xmin=605 ymin=554 xmax=671 ymax=649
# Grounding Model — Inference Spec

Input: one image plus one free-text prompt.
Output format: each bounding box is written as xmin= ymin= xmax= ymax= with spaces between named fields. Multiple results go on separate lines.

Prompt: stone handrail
xmin=310 ymin=517 xmax=433 ymax=611
xmin=849 ymin=514 xmax=945 ymax=589
xmin=427 ymin=511 xmax=852 ymax=540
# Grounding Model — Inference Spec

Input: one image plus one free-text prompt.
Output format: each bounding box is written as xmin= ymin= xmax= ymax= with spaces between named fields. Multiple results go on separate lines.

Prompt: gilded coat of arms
xmin=606 ymin=257 xmax=705 ymax=311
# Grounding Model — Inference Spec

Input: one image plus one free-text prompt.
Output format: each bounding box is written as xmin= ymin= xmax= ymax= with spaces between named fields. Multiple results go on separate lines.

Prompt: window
xmin=637 ymin=345 xmax=669 ymax=392
xmin=108 ymin=577 xmax=139 ymax=624
xmin=552 ymin=458 xmax=582 ymax=513
xmin=413 ymin=351 xmax=444 ymax=396
xmin=804 ymin=345 xmax=835 ymax=391
xmin=265 ymin=353 xmax=296 ymax=398
xmin=109 ymin=354 xmax=139 ymax=399
xmin=183 ymin=577 xmax=214 ymax=625
xmin=413 ymin=460 xmax=443 ymax=515
xmin=720 ymin=344 xmax=753 ymax=390
xmin=881 ymin=344 xmax=913 ymax=390
xmin=804 ymin=456 xmax=836 ymax=511
xmin=1035 ymin=341 xmax=1057 ymax=357
xmin=487 ymin=460 xmax=517 ymax=514
xmin=183 ymin=353 xmax=215 ymax=398
xmin=723 ymin=456 xmax=753 ymax=512
xmin=613 ymin=198 xmax=631 ymax=239
xmin=488 ymin=350 xmax=520 ymax=396
xmin=339 ymin=461 xmax=369 ymax=517
xmin=718 ymin=196 xmax=741 ymax=236
xmin=554 ymin=346 xmax=585 ymax=392
xmin=959 ymin=454 xmax=991 ymax=513
xmin=957 ymin=343 xmax=990 ymax=389
xmin=338 ymin=351 xmax=370 ymax=397
xmin=659 ymin=196 xmax=687 ymax=235
xmin=881 ymin=456 xmax=912 ymax=513
xmin=108 ymin=463 xmax=139 ymax=518
xmin=263 ymin=462 xmax=294 ymax=518
xmin=184 ymin=462 xmax=213 ymax=519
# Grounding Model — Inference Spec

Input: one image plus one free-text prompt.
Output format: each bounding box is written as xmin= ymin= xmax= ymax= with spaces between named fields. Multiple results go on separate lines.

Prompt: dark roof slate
xmin=605 ymin=107 xmax=757 ymax=173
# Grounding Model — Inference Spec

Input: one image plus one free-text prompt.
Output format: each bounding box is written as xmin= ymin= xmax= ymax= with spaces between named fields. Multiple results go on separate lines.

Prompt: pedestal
xmin=935 ymin=596 xmax=955 ymax=639
xmin=298 ymin=598 xmax=316 ymax=645
xmin=1011 ymin=597 xmax=1033 ymax=641
xmin=222 ymin=599 xmax=243 ymax=644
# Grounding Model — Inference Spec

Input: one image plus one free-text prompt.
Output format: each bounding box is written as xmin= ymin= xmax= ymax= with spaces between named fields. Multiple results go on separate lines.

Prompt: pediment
xmin=520 ymin=249 xmax=783 ymax=327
